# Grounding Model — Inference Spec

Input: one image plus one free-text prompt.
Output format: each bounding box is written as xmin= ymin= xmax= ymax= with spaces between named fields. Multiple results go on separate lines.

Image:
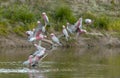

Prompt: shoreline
xmin=0 ymin=32 xmax=120 ymax=48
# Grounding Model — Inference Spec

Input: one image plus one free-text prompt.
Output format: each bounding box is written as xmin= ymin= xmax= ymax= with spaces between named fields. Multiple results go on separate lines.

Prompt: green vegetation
xmin=94 ymin=15 xmax=111 ymax=30
xmin=55 ymin=5 xmax=76 ymax=23
xmin=0 ymin=23 xmax=9 ymax=36
xmin=2 ymin=5 xmax=35 ymax=23
xmin=0 ymin=0 xmax=120 ymax=36
xmin=108 ymin=19 xmax=120 ymax=32
xmin=13 ymin=26 xmax=26 ymax=36
xmin=53 ymin=5 xmax=76 ymax=31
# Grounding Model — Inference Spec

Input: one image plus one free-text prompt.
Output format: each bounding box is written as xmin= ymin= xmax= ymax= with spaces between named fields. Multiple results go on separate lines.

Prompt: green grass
xmin=2 ymin=4 xmax=35 ymax=23
xmin=13 ymin=26 xmax=26 ymax=36
xmin=108 ymin=19 xmax=120 ymax=32
xmin=53 ymin=5 xmax=76 ymax=31
xmin=0 ymin=24 xmax=9 ymax=36
xmin=94 ymin=15 xmax=111 ymax=30
xmin=0 ymin=0 xmax=120 ymax=37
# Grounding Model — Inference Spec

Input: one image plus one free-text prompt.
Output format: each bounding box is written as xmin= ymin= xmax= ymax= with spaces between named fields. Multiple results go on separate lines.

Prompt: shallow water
xmin=0 ymin=47 xmax=120 ymax=78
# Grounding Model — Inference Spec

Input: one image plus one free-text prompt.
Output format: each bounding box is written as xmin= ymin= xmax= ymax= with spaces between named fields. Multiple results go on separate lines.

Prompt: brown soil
xmin=0 ymin=32 xmax=120 ymax=48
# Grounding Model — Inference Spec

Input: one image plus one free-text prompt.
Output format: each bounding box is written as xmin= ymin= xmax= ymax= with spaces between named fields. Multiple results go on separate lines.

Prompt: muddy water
xmin=0 ymin=47 xmax=120 ymax=78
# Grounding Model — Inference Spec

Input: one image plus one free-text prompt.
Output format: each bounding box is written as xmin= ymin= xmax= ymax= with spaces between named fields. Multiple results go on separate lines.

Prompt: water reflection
xmin=28 ymin=68 xmax=46 ymax=78
xmin=0 ymin=47 xmax=120 ymax=78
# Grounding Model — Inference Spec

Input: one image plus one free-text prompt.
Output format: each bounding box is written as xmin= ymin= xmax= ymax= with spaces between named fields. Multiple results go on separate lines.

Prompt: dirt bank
xmin=75 ymin=32 xmax=120 ymax=48
xmin=0 ymin=32 xmax=120 ymax=48
xmin=0 ymin=34 xmax=32 ymax=48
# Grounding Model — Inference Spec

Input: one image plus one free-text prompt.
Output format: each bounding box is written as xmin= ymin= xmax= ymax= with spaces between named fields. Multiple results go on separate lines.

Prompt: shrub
xmin=25 ymin=22 xmax=37 ymax=31
xmin=94 ymin=15 xmax=110 ymax=30
xmin=53 ymin=5 xmax=76 ymax=31
xmin=108 ymin=19 xmax=120 ymax=32
xmin=13 ymin=26 xmax=26 ymax=36
xmin=2 ymin=4 xmax=35 ymax=24
xmin=0 ymin=24 xmax=9 ymax=36
xmin=55 ymin=5 xmax=76 ymax=23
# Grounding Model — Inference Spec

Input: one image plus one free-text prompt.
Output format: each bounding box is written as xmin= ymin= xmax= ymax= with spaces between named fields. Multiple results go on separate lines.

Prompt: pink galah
xmin=28 ymin=54 xmax=33 ymax=66
xmin=62 ymin=25 xmax=69 ymax=41
xmin=34 ymin=49 xmax=45 ymax=62
xmin=29 ymin=33 xmax=46 ymax=42
xmin=66 ymin=22 xmax=77 ymax=33
xmin=23 ymin=45 xmax=46 ymax=67
xmin=33 ymin=21 xmax=43 ymax=36
xmin=23 ymin=54 xmax=34 ymax=66
xmin=42 ymin=12 xmax=49 ymax=26
xmin=85 ymin=18 xmax=92 ymax=24
xmin=50 ymin=33 xmax=62 ymax=46
xmin=79 ymin=29 xmax=87 ymax=33
xmin=26 ymin=30 xmax=34 ymax=39
xmin=33 ymin=20 xmax=46 ymax=38
xmin=33 ymin=44 xmax=46 ymax=60
xmin=75 ymin=17 xmax=87 ymax=33
xmin=35 ymin=20 xmax=46 ymax=35
xmin=32 ymin=45 xmax=46 ymax=66
xmin=74 ymin=17 xmax=82 ymax=29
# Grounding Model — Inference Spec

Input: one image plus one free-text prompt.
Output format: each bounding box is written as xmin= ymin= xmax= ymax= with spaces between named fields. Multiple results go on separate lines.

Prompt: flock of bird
xmin=23 ymin=12 xmax=92 ymax=67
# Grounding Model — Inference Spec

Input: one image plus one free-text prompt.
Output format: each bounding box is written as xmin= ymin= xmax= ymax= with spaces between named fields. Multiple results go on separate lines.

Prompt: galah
xmin=50 ymin=33 xmax=62 ymax=46
xmin=79 ymin=29 xmax=87 ymax=33
xmin=85 ymin=18 xmax=92 ymax=24
xmin=62 ymin=25 xmax=69 ymax=41
xmin=42 ymin=12 xmax=49 ymax=26
xmin=29 ymin=33 xmax=46 ymax=42
xmin=42 ymin=26 xmax=46 ymax=33
xmin=34 ymin=44 xmax=46 ymax=52
xmin=74 ymin=17 xmax=82 ymax=29
xmin=67 ymin=22 xmax=77 ymax=33
xmin=23 ymin=54 xmax=34 ymax=66
xmin=33 ymin=21 xmax=44 ymax=37
xmin=26 ymin=30 xmax=34 ymax=39
xmin=74 ymin=17 xmax=87 ymax=34
xmin=23 ymin=45 xmax=46 ymax=67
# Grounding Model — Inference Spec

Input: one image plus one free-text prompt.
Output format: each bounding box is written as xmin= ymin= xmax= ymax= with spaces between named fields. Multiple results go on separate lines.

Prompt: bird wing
xmin=52 ymin=36 xmax=59 ymax=43
xmin=63 ymin=29 xmax=69 ymax=37
xmin=45 ymin=15 xmax=49 ymax=23
xmin=74 ymin=18 xmax=82 ymax=29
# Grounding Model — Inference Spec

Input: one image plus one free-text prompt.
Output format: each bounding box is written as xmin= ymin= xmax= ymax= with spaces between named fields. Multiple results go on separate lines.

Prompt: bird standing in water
xmin=23 ymin=44 xmax=46 ymax=67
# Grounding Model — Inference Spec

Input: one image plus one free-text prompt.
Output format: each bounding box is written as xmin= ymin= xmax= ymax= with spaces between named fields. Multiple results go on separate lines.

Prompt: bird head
xmin=34 ymin=43 xmax=38 ymax=47
xmin=62 ymin=25 xmax=65 ymax=28
xmin=42 ymin=12 xmax=46 ymax=15
xmin=28 ymin=55 xmax=33 ymax=59
xmin=26 ymin=31 xmax=30 ymax=36
xmin=44 ymin=35 xmax=47 ymax=38
xmin=37 ymin=21 xmax=40 ymax=24
xmin=50 ymin=33 xmax=54 ymax=37
xmin=32 ymin=28 xmax=35 ymax=31
xmin=67 ymin=22 xmax=70 ymax=25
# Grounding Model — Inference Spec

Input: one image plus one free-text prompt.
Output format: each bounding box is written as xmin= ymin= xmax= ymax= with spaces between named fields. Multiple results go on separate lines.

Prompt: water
xmin=0 ymin=47 xmax=120 ymax=78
